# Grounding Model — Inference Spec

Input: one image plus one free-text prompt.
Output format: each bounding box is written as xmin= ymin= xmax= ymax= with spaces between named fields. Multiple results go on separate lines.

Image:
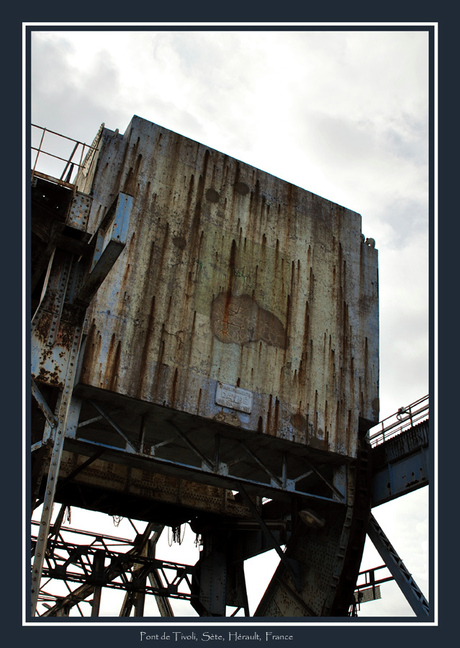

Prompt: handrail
xmin=31 ymin=123 xmax=103 ymax=187
xmin=367 ymin=394 xmax=429 ymax=448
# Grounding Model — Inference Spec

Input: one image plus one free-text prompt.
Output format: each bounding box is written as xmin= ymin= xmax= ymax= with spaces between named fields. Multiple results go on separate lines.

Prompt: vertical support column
xmin=148 ymin=535 xmax=175 ymax=617
xmin=30 ymin=325 xmax=83 ymax=616
xmin=134 ymin=587 xmax=146 ymax=618
xmin=192 ymin=529 xmax=228 ymax=616
xmin=238 ymin=486 xmax=301 ymax=592
xmin=91 ymin=550 xmax=106 ymax=617
xmin=225 ymin=558 xmax=250 ymax=616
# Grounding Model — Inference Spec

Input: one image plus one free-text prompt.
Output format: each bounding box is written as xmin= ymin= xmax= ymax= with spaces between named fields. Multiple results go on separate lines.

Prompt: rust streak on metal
xmin=71 ymin=116 xmax=378 ymax=459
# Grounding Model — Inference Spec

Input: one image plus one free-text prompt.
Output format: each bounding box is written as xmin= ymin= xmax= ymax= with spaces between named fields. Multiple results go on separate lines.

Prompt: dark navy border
xmin=6 ymin=9 xmax=454 ymax=648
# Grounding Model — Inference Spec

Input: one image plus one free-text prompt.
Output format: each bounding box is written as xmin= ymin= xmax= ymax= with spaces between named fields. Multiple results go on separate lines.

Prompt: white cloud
xmin=378 ymin=229 xmax=429 ymax=413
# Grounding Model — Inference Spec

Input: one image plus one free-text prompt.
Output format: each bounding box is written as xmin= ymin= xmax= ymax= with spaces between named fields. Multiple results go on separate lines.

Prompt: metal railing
xmin=31 ymin=123 xmax=103 ymax=188
xmin=367 ymin=394 xmax=429 ymax=448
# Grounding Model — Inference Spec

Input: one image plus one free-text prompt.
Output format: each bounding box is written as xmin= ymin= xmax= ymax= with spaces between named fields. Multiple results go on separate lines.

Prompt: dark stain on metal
xmin=185 ymin=174 xmax=195 ymax=220
xmin=171 ymin=367 xmax=179 ymax=406
xmin=234 ymin=181 xmax=249 ymax=196
xmin=266 ymin=394 xmax=272 ymax=434
xmin=173 ymin=236 xmax=187 ymax=250
xmin=291 ymin=412 xmax=307 ymax=432
xmin=220 ymin=238 xmax=238 ymax=340
xmin=107 ymin=335 xmax=121 ymax=392
xmin=151 ymin=335 xmax=166 ymax=399
xmin=211 ymin=292 xmax=287 ymax=349
xmin=182 ymin=310 xmax=197 ymax=370
xmin=272 ymin=398 xmax=280 ymax=436
xmin=122 ymin=154 xmax=143 ymax=196
xmin=206 ymin=188 xmax=219 ymax=203
xmin=284 ymin=293 xmax=291 ymax=353
xmin=265 ymin=394 xmax=280 ymax=437
xmin=143 ymin=221 xmax=168 ymax=301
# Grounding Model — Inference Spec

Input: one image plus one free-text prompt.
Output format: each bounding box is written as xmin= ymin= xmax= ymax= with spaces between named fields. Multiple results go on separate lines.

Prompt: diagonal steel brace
xmin=237 ymin=485 xmax=301 ymax=592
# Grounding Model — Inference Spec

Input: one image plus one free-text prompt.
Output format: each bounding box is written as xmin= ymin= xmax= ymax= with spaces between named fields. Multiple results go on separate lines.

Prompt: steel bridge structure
xmin=29 ymin=123 xmax=431 ymax=620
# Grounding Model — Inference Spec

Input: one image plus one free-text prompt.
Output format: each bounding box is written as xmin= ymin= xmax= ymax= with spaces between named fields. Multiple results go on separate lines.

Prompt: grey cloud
xmin=32 ymin=37 xmax=131 ymax=142
xmin=372 ymin=197 xmax=428 ymax=250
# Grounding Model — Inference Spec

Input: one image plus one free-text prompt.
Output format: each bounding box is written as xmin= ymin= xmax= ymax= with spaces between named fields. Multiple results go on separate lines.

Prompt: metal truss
xmin=31 ymin=383 xmax=431 ymax=619
xmin=64 ymin=395 xmax=347 ymax=507
xmin=32 ymin=514 xmax=191 ymax=617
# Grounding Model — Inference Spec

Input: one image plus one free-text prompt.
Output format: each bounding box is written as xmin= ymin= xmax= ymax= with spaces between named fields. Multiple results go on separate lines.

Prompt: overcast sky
xmin=29 ymin=25 xmax=432 ymax=620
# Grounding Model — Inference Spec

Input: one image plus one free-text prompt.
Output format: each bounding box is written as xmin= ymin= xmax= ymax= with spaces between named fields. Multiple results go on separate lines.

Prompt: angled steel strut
xmin=367 ymin=513 xmax=429 ymax=617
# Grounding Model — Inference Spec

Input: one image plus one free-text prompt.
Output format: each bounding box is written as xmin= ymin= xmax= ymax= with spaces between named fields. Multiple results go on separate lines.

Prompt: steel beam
xmin=237 ymin=485 xmax=301 ymax=592
xmin=192 ymin=530 xmax=228 ymax=616
xmin=91 ymin=550 xmax=105 ymax=617
xmin=147 ymin=536 xmax=175 ymax=617
xmin=64 ymin=434 xmax=343 ymax=506
xmin=31 ymin=325 xmax=84 ymax=615
xmin=31 ymin=379 xmax=58 ymax=430
xmin=367 ymin=513 xmax=429 ymax=617
xmin=371 ymin=451 xmax=429 ymax=506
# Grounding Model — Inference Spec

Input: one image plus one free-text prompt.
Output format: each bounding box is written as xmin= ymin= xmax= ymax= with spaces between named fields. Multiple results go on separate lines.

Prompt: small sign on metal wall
xmin=216 ymin=382 xmax=253 ymax=414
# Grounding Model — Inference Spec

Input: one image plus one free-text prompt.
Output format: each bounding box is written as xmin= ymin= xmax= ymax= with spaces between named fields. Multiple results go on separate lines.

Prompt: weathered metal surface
xmin=73 ymin=116 xmax=379 ymax=459
xmin=66 ymin=190 xmax=93 ymax=231
xmin=30 ymin=117 xmax=379 ymax=618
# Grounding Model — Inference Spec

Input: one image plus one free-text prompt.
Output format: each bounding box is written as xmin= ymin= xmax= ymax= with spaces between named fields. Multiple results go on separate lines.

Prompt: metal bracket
xmin=76 ymin=192 xmax=133 ymax=307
